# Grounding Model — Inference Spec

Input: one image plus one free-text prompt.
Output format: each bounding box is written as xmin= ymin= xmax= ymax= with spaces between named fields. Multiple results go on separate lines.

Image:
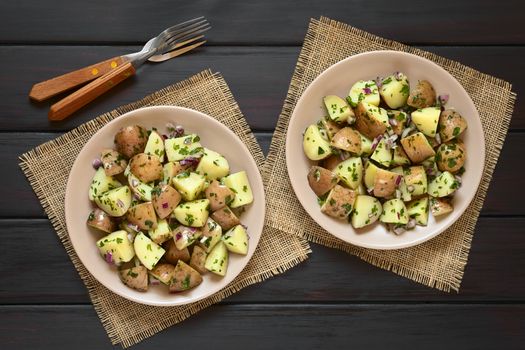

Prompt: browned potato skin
xmin=152 ymin=184 xmax=181 ymax=219
xmin=100 ymin=149 xmax=127 ymax=176
xmin=149 ymin=263 xmax=175 ymax=285
xmin=330 ymin=127 xmax=362 ymax=154
xmin=189 ymin=245 xmax=208 ymax=274
xmin=430 ymin=197 xmax=453 ymax=216
xmin=169 ymin=260 xmax=203 ymax=293
xmin=373 ymin=168 xmax=400 ymax=198
xmin=129 ymin=153 xmax=163 ymax=183
xmin=119 ymin=266 xmax=148 ymax=292
xmin=87 ymin=208 xmax=116 ymax=233
xmin=407 ymin=80 xmax=436 ymax=109
xmin=436 ymin=142 xmax=466 ymax=173
xmin=400 ymin=132 xmax=436 ymax=164
xmin=211 ymin=206 xmax=240 ymax=231
xmin=404 ymin=166 xmax=426 ymax=193
xmin=354 ymin=102 xmax=387 ymax=139
xmin=307 ymin=166 xmax=338 ymax=196
xmin=163 ymin=239 xmax=190 ymax=264
xmin=439 ymin=110 xmax=468 ymax=142
xmin=320 ymin=185 xmax=356 ymax=219
xmin=390 ymin=111 xmax=407 ymax=136
xmin=126 ymin=202 xmax=158 ymax=230
xmin=321 ymin=118 xmax=342 ymax=139
xmin=205 ymin=180 xmax=235 ymax=212
xmin=114 ymin=125 xmax=148 ymax=159
xmin=321 ymin=155 xmax=343 ymax=171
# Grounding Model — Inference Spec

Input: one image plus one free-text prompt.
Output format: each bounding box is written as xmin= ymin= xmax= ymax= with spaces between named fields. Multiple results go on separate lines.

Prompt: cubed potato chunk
xmin=323 ymin=95 xmax=354 ymax=123
xmin=144 ymin=130 xmax=165 ymax=162
xmin=436 ymin=142 xmax=466 ymax=173
xmin=96 ymin=230 xmax=135 ymax=264
xmin=119 ymin=266 xmax=148 ymax=292
xmin=151 ymin=184 xmax=181 ymax=219
xmin=308 ymin=166 xmax=338 ymax=196
xmin=373 ymin=168 xmax=401 ymax=198
xmin=391 ymin=166 xmax=412 ymax=202
xmin=198 ymin=218 xmax=223 ymax=252
xmin=400 ymin=132 xmax=436 ymax=164
xmin=205 ymin=180 xmax=235 ymax=211
xmin=428 ymin=171 xmax=460 ymax=197
xmin=149 ymin=263 xmax=175 ymax=285
xmin=222 ymin=171 xmax=254 ymax=208
xmin=430 ymin=197 xmax=454 ymax=216
xmin=333 ymin=158 xmax=362 ymax=190
xmin=172 ymin=199 xmax=210 ymax=227
xmin=411 ymin=107 xmax=441 ymax=137
xmin=204 ymin=241 xmax=229 ymax=276
xmin=347 ymin=80 xmax=380 ymax=107
xmin=407 ymin=197 xmax=429 ymax=226
xmin=89 ymin=167 xmax=122 ymax=201
xmin=380 ymin=199 xmax=409 ymax=225
xmin=404 ymin=166 xmax=428 ymax=196
xmin=351 ymin=195 xmax=382 ymax=229
xmin=128 ymin=173 xmax=153 ymax=201
xmin=189 ymin=245 xmax=208 ymax=274
xmin=439 ymin=109 xmax=468 ymax=142
xmin=101 ymin=149 xmax=127 ymax=176
xmin=330 ymin=127 xmax=362 ymax=154
xmin=303 ymin=124 xmax=331 ymax=161
xmin=147 ymin=219 xmax=172 ymax=244
xmin=165 ymin=134 xmax=203 ymax=162
xmin=195 ymin=148 xmax=230 ymax=181
xmin=320 ymin=185 xmax=357 ymax=219
xmin=223 ymin=224 xmax=249 ymax=255
xmin=87 ymin=208 xmax=116 ymax=233
xmin=389 ymin=110 xmax=408 ymax=136
xmin=172 ymin=172 xmax=206 ymax=201
xmin=355 ymin=102 xmax=389 ymax=139
xmin=320 ymin=118 xmax=342 ymax=139
xmin=379 ymin=73 xmax=410 ymax=109
xmin=392 ymin=145 xmax=411 ymax=166
xmin=134 ymin=232 xmax=165 ymax=270
xmin=407 ymin=80 xmax=436 ymax=109
xmin=129 ymin=153 xmax=163 ymax=183
xmin=358 ymin=132 xmax=373 ymax=156
xmin=211 ymin=206 xmax=240 ymax=231
xmin=364 ymin=160 xmax=380 ymax=189
xmin=163 ymin=239 xmax=190 ymax=264
xmin=169 ymin=260 xmax=203 ymax=292
xmin=94 ymin=186 xmax=132 ymax=217
xmin=370 ymin=137 xmax=392 ymax=167
xmin=162 ymin=161 xmax=193 ymax=184
xmin=114 ymin=125 xmax=148 ymax=159
xmin=172 ymin=225 xmax=202 ymax=250
xmin=127 ymin=202 xmax=157 ymax=230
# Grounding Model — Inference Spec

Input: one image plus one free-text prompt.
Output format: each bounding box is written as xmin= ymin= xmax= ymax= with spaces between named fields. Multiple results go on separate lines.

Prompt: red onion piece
xmin=127 ymin=223 xmax=140 ymax=232
xmin=438 ymin=94 xmax=449 ymax=105
xmin=175 ymin=232 xmax=182 ymax=241
xmin=395 ymin=189 xmax=402 ymax=199
xmin=105 ymin=252 xmax=114 ymax=265
xmin=389 ymin=118 xmax=398 ymax=127
xmin=435 ymin=133 xmax=442 ymax=145
xmin=401 ymin=126 xmax=414 ymax=139
xmin=407 ymin=185 xmax=415 ymax=193
xmin=367 ymin=187 xmax=374 ymax=194
xmin=363 ymin=87 xmax=372 ymax=95
xmin=393 ymin=226 xmax=406 ymax=235
xmin=394 ymin=71 xmax=403 ymax=80
xmin=117 ymin=199 xmax=124 ymax=208
xmin=370 ymin=135 xmax=383 ymax=152
xmin=131 ymin=178 xmax=139 ymax=187
xmin=374 ymin=77 xmax=383 ymax=89
xmin=92 ymin=158 xmax=102 ymax=169
xmin=395 ymin=175 xmax=402 ymax=186
xmin=406 ymin=218 xmax=417 ymax=229
xmin=149 ymin=275 xmax=160 ymax=285
xmin=455 ymin=175 xmax=462 ymax=184
xmin=180 ymin=156 xmax=200 ymax=167
xmin=162 ymin=202 xmax=169 ymax=209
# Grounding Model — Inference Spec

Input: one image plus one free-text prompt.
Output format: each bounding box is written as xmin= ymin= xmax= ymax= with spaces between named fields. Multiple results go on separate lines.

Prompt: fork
xmin=29 ymin=17 xmax=210 ymax=121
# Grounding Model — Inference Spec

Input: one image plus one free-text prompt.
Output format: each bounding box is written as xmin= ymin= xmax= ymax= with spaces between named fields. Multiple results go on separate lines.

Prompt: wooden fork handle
xmin=29 ymin=56 xmax=125 ymax=102
xmin=48 ymin=62 xmax=135 ymax=121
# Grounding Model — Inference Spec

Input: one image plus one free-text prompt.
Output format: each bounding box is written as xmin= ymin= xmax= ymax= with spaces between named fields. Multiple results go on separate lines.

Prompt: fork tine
xmin=157 ymin=19 xmax=210 ymax=44
xmin=149 ymin=41 xmax=206 ymax=63
xmin=155 ymin=17 xmax=205 ymax=38
xmin=161 ymin=23 xmax=211 ymax=51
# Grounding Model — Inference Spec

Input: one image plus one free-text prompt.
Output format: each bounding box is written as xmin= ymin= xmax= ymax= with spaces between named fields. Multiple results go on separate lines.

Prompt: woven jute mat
xmin=263 ymin=17 xmax=516 ymax=292
xmin=19 ymin=70 xmax=310 ymax=348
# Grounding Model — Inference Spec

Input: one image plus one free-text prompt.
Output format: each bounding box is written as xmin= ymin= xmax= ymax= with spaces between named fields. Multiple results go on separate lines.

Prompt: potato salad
xmin=303 ymin=73 xmax=468 ymax=234
xmin=87 ymin=123 xmax=254 ymax=293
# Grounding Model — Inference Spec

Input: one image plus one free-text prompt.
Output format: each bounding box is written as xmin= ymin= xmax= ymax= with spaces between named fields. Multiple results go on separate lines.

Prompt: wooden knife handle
xmin=29 ymin=56 xmax=125 ymax=102
xmin=48 ymin=62 xmax=135 ymax=121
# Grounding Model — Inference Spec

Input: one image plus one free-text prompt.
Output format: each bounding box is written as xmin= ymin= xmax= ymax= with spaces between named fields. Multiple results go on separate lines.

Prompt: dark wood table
xmin=1 ymin=1 xmax=524 ymax=348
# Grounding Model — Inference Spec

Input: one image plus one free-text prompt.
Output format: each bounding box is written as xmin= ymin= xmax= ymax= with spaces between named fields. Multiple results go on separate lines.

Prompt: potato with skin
xmin=162 ymin=161 xmax=194 ymax=184
xmin=87 ymin=208 xmax=116 ymax=233
xmin=211 ymin=206 xmax=240 ymax=231
xmin=189 ymin=245 xmax=208 ymax=274
xmin=321 ymin=155 xmax=343 ymax=171
xmin=373 ymin=168 xmax=401 ymax=198
xmin=400 ymin=132 xmax=436 ymax=164
xmin=320 ymin=185 xmax=356 ymax=219
xmin=151 ymin=184 xmax=181 ymax=219
xmin=407 ymin=80 xmax=436 ymax=108
xmin=330 ymin=127 xmax=362 ymax=154
xmin=354 ymin=101 xmax=389 ymax=139
xmin=439 ymin=109 xmax=468 ymax=142
xmin=114 ymin=125 xmax=148 ymax=159
xmin=320 ymin=118 xmax=342 ymax=139
xmin=163 ymin=239 xmax=190 ymax=264
xmin=430 ymin=197 xmax=454 ymax=216
xmin=436 ymin=142 xmax=466 ymax=173
xmin=129 ymin=153 xmax=163 ymax=183
xmin=126 ymin=202 xmax=158 ymax=230
xmin=100 ymin=149 xmax=127 ymax=176
xmin=404 ymin=166 xmax=428 ymax=196
xmin=205 ymin=180 xmax=235 ymax=211
xmin=307 ymin=166 xmax=338 ymax=196
xmin=169 ymin=260 xmax=203 ymax=293
xmin=389 ymin=111 xmax=408 ymax=136
xmin=149 ymin=263 xmax=175 ymax=285
xmin=119 ymin=266 xmax=148 ymax=292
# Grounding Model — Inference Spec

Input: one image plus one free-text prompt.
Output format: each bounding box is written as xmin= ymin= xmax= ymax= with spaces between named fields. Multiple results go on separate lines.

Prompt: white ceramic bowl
xmin=286 ymin=51 xmax=484 ymax=250
xmin=65 ymin=106 xmax=265 ymax=306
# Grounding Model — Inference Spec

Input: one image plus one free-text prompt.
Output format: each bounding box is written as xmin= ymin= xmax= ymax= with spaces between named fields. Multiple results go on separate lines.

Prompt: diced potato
xmin=95 ymin=186 xmax=132 ymax=217
xmin=163 ymin=240 xmax=190 ymax=264
xmin=303 ymin=124 xmax=331 ymax=161
xmin=204 ymin=241 xmax=229 ymax=276
xmin=333 ymin=158 xmax=362 ymax=190
xmin=355 ymin=102 xmax=390 ymax=139
xmin=165 ymin=134 xmax=203 ymax=162
xmin=89 ymin=167 xmax=122 ymax=201
xmin=308 ymin=166 xmax=338 ymax=196
xmin=380 ymin=199 xmax=409 ymax=225
xmin=404 ymin=166 xmax=428 ymax=196
xmin=320 ymin=118 xmax=342 ymax=139
xmin=323 ymin=95 xmax=354 ymax=123
xmin=114 ymin=125 xmax=148 ymax=159
xmin=144 ymin=130 xmax=165 ymax=162
xmin=127 ymin=202 xmax=157 ymax=230
xmin=223 ymin=224 xmax=249 ymax=255
xmin=172 ymin=199 xmax=210 ymax=227
xmin=129 ymin=153 xmax=163 ymax=183
xmin=172 ymin=172 xmax=206 ymax=201
xmin=119 ymin=266 xmax=148 ymax=292
xmin=430 ymin=197 xmax=454 ymax=217
xmin=379 ymin=73 xmax=410 ymax=109
xmin=370 ymin=137 xmax=392 ymax=167
xmin=128 ymin=173 xmax=153 ymax=201
xmin=87 ymin=208 xmax=116 ymax=233
xmin=133 ymin=232 xmax=165 ymax=270
xmin=391 ymin=166 xmax=412 ymax=202
xmin=389 ymin=110 xmax=408 ymax=136
xmin=358 ymin=132 xmax=373 ymax=156
xmin=364 ymin=160 xmax=380 ymax=189
xmin=439 ymin=109 xmax=468 ymax=142
xmin=330 ymin=127 xmax=362 ymax=154
xmin=407 ymin=80 xmax=436 ymax=109
xmin=147 ymin=219 xmax=172 ymax=244
xmin=421 ymin=156 xmax=438 ymax=177
xmin=169 ymin=260 xmax=203 ymax=292
xmin=205 ymin=180 xmax=235 ymax=211
xmin=347 ymin=80 xmax=380 ymax=107
xmin=96 ymin=230 xmax=135 ymax=264
xmin=320 ymin=185 xmax=357 ymax=219
xmin=373 ymin=168 xmax=400 ymax=198
xmin=149 ymin=263 xmax=175 ymax=285
xmin=100 ymin=149 xmax=127 ymax=176
xmin=400 ymin=132 xmax=436 ymax=164
xmin=172 ymin=225 xmax=202 ymax=250
xmin=350 ymin=195 xmax=382 ymax=229
xmin=407 ymin=197 xmax=429 ymax=226
xmin=211 ymin=206 xmax=240 ymax=231
xmin=195 ymin=148 xmax=230 ymax=180
xmin=411 ymin=107 xmax=441 ymax=137
xmin=151 ymin=184 xmax=181 ymax=219
xmin=162 ymin=161 xmax=192 ymax=184
xmin=392 ymin=146 xmax=411 ymax=166
xmin=189 ymin=245 xmax=208 ymax=274
xmin=428 ymin=171 xmax=460 ymax=197
xmin=222 ymin=171 xmax=253 ymax=208
xmin=436 ymin=142 xmax=466 ymax=173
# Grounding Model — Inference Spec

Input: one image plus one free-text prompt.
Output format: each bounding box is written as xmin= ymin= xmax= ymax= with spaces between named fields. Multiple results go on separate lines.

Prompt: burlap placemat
xmin=263 ymin=17 xmax=516 ymax=292
xmin=19 ymin=70 xmax=310 ymax=348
